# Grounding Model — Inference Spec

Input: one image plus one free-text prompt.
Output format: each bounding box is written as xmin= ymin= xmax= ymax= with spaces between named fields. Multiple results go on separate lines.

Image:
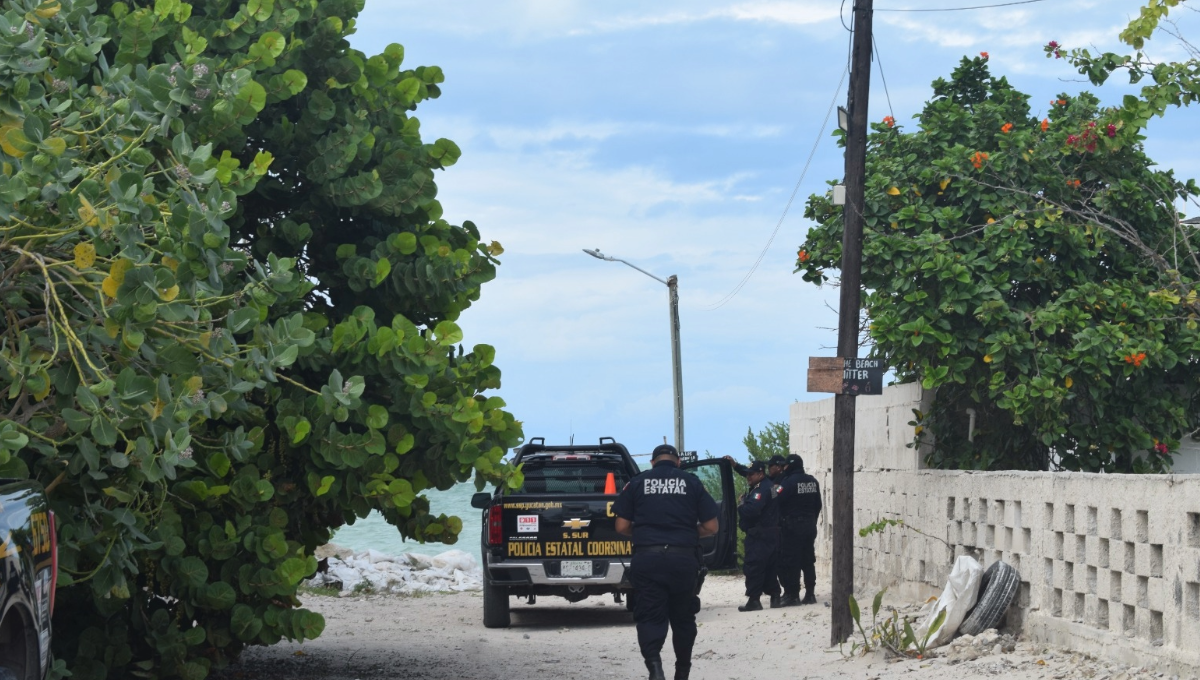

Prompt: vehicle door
xmin=681 ymin=458 xmax=738 ymax=570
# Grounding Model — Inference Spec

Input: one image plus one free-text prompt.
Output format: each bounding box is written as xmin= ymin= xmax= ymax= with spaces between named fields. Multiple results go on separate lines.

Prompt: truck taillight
xmin=48 ymin=510 xmax=57 ymax=615
xmin=488 ymin=504 xmax=503 ymax=546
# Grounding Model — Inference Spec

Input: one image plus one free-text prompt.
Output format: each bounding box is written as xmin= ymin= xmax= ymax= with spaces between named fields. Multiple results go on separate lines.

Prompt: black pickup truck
xmin=0 ymin=480 xmax=57 ymax=680
xmin=471 ymin=437 xmax=737 ymax=628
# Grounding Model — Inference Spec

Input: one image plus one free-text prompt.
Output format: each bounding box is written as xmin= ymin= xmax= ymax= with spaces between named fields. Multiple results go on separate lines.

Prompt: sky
xmin=347 ymin=0 xmax=1200 ymax=462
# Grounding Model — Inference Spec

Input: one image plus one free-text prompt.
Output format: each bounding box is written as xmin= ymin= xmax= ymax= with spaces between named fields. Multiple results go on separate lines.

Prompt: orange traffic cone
xmin=604 ymin=472 xmax=616 ymax=494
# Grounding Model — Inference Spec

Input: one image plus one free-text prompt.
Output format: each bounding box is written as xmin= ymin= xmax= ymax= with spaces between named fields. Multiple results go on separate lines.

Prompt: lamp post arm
xmin=612 ymin=258 xmax=669 ymax=286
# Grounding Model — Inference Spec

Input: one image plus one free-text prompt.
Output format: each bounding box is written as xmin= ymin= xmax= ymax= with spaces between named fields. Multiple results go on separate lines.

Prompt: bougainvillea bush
xmin=796 ymin=55 xmax=1200 ymax=473
xmin=0 ymin=0 xmax=522 ymax=676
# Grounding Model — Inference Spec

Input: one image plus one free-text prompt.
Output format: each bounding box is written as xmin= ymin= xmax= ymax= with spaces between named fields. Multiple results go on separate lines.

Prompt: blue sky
xmin=347 ymin=1 xmax=1200 ymax=462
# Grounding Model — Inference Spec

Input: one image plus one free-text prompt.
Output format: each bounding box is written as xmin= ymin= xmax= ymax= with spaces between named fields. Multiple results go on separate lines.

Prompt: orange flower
xmin=1041 ymin=118 xmax=1049 ymax=132
xmin=970 ymin=151 xmax=989 ymax=169
xmin=797 ymin=249 xmax=810 ymax=263
xmin=883 ymin=116 xmax=895 ymax=128
xmin=1000 ymin=122 xmax=1014 ymax=134
xmin=1067 ymin=179 xmax=1081 ymax=188
xmin=1123 ymin=352 xmax=1147 ymax=368
xmin=980 ymin=51 xmax=989 ymax=59
xmin=1056 ymin=99 xmax=1067 ymax=106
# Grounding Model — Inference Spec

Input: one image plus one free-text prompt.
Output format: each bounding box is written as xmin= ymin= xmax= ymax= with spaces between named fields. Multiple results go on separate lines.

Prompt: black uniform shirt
xmin=613 ymin=460 xmax=719 ymax=548
xmin=737 ymin=477 xmax=779 ymax=532
xmin=777 ymin=469 xmax=822 ymax=522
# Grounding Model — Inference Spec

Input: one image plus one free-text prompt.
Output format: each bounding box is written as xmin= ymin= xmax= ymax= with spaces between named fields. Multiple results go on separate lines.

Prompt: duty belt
xmin=634 ymin=544 xmax=696 ymax=555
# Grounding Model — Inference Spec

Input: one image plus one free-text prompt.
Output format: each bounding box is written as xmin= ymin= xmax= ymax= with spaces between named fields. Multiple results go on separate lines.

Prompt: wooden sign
xmin=807 ymin=357 xmax=886 ymax=395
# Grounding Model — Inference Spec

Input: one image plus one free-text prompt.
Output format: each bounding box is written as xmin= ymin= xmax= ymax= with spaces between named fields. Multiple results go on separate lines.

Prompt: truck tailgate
xmin=501 ymin=494 xmax=631 ymax=560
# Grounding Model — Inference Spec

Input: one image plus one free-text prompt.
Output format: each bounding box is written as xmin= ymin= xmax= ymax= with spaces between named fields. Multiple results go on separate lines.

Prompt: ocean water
xmin=331 ymin=483 xmax=484 ymax=557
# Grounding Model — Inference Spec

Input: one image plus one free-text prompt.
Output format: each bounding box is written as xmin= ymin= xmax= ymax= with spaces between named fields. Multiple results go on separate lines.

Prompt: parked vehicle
xmin=472 ymin=437 xmax=737 ymax=628
xmin=0 ymin=480 xmax=57 ymax=680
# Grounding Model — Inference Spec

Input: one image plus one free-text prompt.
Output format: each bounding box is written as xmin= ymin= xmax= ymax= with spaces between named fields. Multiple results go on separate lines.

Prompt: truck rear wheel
xmin=482 ymin=579 xmax=511 ymax=628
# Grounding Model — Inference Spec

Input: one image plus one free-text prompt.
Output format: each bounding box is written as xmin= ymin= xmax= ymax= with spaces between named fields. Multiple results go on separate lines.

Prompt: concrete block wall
xmin=790 ymin=386 xmax=1200 ymax=673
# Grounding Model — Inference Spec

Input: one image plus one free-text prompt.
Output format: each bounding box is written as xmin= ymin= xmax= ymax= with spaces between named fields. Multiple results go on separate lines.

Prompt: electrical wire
xmin=704 ymin=64 xmax=849 ymax=311
xmin=872 ymin=34 xmax=895 ymax=122
xmin=875 ymin=0 xmax=1050 ymax=11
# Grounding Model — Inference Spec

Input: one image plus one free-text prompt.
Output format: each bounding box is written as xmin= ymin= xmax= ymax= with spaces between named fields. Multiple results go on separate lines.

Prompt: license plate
xmin=560 ymin=561 xmax=592 ymax=577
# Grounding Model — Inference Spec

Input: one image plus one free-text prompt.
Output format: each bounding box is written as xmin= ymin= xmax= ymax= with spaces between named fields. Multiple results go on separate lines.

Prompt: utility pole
xmin=667 ymin=275 xmax=684 ymax=455
xmin=831 ymin=0 xmax=874 ymax=646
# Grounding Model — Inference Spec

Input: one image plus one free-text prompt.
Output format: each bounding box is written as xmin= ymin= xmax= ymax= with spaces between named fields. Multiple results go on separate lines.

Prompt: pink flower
xmin=1047 ymin=41 xmax=1059 ymax=49
xmin=1106 ymin=124 xmax=1116 ymax=138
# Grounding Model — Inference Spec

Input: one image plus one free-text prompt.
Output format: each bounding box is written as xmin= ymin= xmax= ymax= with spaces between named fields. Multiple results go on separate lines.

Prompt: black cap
xmin=786 ymin=454 xmax=805 ymax=470
xmin=747 ymin=460 xmax=768 ymax=475
xmin=652 ymin=444 xmax=680 ymax=459
xmin=768 ymin=455 xmax=787 ymax=467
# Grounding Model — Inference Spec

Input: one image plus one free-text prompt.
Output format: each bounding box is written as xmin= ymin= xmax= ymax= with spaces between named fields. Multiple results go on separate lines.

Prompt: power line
xmin=872 ymin=34 xmax=895 ymax=121
xmin=876 ymin=0 xmax=1050 ymax=11
xmin=704 ymin=64 xmax=849 ymax=311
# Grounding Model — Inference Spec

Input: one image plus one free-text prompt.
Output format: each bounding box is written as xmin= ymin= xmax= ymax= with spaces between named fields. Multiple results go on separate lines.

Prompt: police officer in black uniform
xmin=776 ymin=454 xmax=823 ymax=605
xmin=614 ymin=444 xmax=720 ymax=680
xmin=767 ymin=454 xmax=787 ymax=483
xmin=735 ymin=460 xmax=781 ymax=612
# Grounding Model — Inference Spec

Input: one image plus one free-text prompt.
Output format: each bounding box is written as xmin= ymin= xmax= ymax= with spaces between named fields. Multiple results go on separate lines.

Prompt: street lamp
xmin=583 ymin=248 xmax=685 ymax=455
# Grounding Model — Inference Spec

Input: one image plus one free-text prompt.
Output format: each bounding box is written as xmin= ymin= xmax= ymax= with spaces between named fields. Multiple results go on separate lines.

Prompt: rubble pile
xmin=940 ymin=629 xmax=1018 ymax=663
xmin=305 ymin=549 xmax=482 ymax=595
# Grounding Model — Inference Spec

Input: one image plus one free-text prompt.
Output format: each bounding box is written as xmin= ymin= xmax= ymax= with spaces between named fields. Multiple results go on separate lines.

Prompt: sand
xmin=223 ymin=575 xmax=1185 ymax=680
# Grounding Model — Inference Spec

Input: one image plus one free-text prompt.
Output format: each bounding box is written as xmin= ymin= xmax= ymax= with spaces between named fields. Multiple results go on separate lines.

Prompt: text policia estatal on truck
xmin=471 ymin=437 xmax=738 ymax=630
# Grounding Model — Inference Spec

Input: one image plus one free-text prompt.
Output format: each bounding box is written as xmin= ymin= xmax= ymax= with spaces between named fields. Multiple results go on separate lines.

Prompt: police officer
xmin=776 ymin=454 xmax=823 ymax=605
xmin=736 ymin=460 xmax=781 ymax=612
xmin=614 ymin=444 xmax=720 ymax=680
xmin=767 ymin=454 xmax=787 ymax=483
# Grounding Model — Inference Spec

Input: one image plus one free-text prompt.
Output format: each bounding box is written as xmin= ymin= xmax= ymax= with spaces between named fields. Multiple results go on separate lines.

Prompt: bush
xmin=796 ymin=56 xmax=1199 ymax=472
xmin=0 ymin=0 xmax=522 ymax=677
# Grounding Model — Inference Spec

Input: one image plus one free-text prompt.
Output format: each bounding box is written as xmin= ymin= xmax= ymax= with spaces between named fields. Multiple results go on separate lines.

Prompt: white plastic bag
xmin=912 ymin=555 xmax=983 ymax=649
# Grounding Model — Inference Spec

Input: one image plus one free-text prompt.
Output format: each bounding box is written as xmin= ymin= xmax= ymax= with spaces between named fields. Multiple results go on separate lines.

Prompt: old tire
xmin=959 ymin=560 xmax=1020 ymax=636
xmin=482 ymin=579 xmax=511 ymax=629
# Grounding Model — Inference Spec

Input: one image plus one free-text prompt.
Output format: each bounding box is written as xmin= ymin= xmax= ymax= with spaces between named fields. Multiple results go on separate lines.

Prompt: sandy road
xmin=223 ymin=575 xmax=1171 ymax=680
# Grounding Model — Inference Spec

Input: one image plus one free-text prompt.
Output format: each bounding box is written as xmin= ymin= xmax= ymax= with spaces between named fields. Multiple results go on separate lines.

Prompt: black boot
xmin=737 ymin=597 xmax=763 ymax=612
xmin=801 ymin=590 xmax=817 ymax=605
xmin=645 ymin=659 xmax=666 ymax=680
xmin=769 ymin=595 xmax=782 ymax=608
xmin=779 ymin=595 xmax=800 ymax=607
xmin=674 ymin=662 xmax=691 ymax=680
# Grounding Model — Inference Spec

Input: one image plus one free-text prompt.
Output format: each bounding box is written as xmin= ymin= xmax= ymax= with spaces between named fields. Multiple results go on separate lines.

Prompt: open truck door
xmin=681 ymin=457 xmax=738 ymax=570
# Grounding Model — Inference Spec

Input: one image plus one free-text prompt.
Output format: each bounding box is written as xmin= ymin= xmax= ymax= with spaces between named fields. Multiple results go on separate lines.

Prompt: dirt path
xmin=224 ymin=575 xmax=1177 ymax=680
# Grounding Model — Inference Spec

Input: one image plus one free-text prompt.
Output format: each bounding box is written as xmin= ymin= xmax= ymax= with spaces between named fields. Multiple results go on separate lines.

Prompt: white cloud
xmin=579 ymin=1 xmax=839 ymax=34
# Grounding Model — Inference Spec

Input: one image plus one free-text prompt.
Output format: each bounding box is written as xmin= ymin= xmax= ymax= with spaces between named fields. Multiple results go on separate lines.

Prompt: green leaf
xmin=208 ymin=451 xmax=231 ymax=478
xmin=366 ymin=405 xmax=388 ymax=429
xmin=178 ymin=556 xmax=209 ymax=588
xmin=231 ymin=604 xmax=263 ymax=642
xmin=373 ymin=257 xmax=391 ymax=286
xmin=277 ymin=557 xmax=310 ymax=586
xmin=204 ymin=581 xmax=236 ymax=610
xmin=229 ymin=307 xmax=261 ymax=333
xmin=281 ymin=69 xmax=308 ymax=95
xmin=292 ymin=418 xmax=311 ymax=444
xmin=433 ymin=320 xmax=463 ymax=346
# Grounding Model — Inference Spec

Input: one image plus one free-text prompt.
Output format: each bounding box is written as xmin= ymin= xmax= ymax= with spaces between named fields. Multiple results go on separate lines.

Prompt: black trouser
xmin=778 ymin=521 xmax=817 ymax=598
xmin=742 ymin=528 xmax=780 ymax=599
xmin=629 ymin=550 xmax=700 ymax=663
